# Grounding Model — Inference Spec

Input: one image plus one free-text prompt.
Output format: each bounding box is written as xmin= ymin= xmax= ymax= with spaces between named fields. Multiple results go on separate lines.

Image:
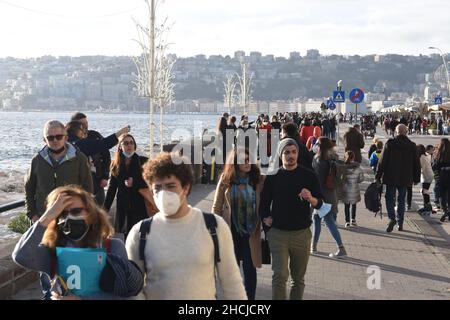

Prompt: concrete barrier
xmin=0 ymin=255 xmax=38 ymax=299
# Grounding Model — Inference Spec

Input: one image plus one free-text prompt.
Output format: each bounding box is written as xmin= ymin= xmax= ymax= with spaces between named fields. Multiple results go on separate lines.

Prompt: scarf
xmin=231 ymin=176 xmax=257 ymax=236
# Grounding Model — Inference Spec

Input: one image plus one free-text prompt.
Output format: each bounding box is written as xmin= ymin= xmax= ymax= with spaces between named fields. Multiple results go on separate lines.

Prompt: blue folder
xmin=56 ymin=247 xmax=107 ymax=297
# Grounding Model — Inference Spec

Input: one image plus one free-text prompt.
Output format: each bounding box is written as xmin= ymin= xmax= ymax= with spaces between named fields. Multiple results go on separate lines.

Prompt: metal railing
xmin=0 ymin=200 xmax=25 ymax=214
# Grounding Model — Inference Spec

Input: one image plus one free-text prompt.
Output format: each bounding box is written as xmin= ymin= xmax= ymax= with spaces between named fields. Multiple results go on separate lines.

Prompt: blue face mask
xmin=122 ymin=151 xmax=134 ymax=158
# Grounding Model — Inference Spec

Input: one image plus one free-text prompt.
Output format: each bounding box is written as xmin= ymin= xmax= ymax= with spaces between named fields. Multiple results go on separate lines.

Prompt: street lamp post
xmin=429 ymin=46 xmax=450 ymax=98
xmin=336 ymin=80 xmax=342 ymax=145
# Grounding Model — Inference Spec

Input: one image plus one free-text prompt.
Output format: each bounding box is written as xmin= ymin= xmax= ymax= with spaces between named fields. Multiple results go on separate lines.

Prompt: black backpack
xmin=138 ymin=212 xmax=220 ymax=273
xmin=364 ymin=182 xmax=383 ymax=218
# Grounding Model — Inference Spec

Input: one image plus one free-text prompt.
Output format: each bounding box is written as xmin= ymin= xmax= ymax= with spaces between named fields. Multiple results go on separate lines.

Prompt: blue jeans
xmin=234 ymin=234 xmax=257 ymax=300
xmin=39 ymin=272 xmax=51 ymax=300
xmin=434 ymin=181 xmax=440 ymax=205
xmin=439 ymin=181 xmax=450 ymax=213
xmin=385 ymin=185 xmax=407 ymax=226
xmin=313 ymin=212 xmax=343 ymax=247
xmin=331 ymin=130 xmax=337 ymax=141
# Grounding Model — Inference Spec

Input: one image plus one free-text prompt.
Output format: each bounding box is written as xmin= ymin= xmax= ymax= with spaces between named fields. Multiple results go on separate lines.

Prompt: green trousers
xmin=267 ymin=227 xmax=312 ymax=300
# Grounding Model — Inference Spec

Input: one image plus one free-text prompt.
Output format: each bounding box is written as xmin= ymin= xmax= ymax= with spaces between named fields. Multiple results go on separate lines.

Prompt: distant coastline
xmin=0 ymin=109 xmax=223 ymax=115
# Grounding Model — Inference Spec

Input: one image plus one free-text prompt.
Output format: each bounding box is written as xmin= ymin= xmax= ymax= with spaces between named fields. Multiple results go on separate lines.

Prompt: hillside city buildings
xmin=0 ymin=50 xmax=448 ymax=115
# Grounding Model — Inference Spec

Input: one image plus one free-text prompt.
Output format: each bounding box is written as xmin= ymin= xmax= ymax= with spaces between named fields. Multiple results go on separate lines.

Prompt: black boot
xmin=440 ymin=212 xmax=448 ymax=222
xmin=386 ymin=219 xmax=396 ymax=233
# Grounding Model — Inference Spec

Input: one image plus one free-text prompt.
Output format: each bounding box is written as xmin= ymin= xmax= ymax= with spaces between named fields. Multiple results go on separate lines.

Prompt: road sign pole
xmin=337 ymin=110 xmax=340 ymax=146
xmin=356 ymin=103 xmax=358 ymax=123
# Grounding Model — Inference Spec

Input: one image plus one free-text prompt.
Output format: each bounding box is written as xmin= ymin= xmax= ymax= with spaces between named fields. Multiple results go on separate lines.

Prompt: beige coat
xmin=212 ymin=175 xmax=264 ymax=269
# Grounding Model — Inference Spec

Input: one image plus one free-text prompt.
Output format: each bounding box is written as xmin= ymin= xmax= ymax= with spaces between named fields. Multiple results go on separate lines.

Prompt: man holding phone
xmin=260 ymin=138 xmax=324 ymax=300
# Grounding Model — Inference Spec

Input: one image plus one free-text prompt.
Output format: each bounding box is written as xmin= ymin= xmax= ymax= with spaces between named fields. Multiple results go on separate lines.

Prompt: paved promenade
xmin=10 ymin=124 xmax=450 ymax=300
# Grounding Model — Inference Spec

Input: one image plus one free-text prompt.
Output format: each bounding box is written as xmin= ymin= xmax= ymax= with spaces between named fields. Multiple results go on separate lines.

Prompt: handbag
xmin=326 ymin=160 xmax=336 ymax=189
xmin=261 ymin=231 xmax=271 ymax=265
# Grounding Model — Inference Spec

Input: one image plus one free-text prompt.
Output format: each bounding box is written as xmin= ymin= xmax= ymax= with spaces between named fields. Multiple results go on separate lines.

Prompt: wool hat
xmin=277 ymin=138 xmax=299 ymax=158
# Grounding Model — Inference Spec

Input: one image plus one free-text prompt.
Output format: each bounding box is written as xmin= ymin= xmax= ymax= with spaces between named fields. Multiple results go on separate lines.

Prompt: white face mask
xmin=154 ymin=190 xmax=181 ymax=216
xmin=123 ymin=151 xmax=134 ymax=158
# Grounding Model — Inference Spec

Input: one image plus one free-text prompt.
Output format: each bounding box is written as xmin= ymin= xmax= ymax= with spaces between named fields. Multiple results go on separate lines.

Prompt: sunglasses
xmin=46 ymin=135 xmax=65 ymax=141
xmin=61 ymin=207 xmax=85 ymax=216
xmin=122 ymin=141 xmax=135 ymax=146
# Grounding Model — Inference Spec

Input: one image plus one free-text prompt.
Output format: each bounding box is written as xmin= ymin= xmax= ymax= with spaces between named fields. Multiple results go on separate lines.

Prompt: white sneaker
xmin=310 ymin=243 xmax=317 ymax=254
xmin=351 ymin=219 xmax=357 ymax=226
xmin=345 ymin=222 xmax=351 ymax=228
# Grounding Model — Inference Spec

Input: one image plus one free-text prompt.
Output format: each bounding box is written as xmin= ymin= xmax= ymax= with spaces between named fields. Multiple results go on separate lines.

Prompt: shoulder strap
xmin=202 ymin=212 xmax=221 ymax=264
xmin=103 ymin=238 xmax=111 ymax=253
xmin=139 ymin=217 xmax=153 ymax=273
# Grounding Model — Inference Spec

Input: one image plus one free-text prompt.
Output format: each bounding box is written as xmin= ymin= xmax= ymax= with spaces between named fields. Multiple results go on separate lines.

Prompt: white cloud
xmin=0 ymin=0 xmax=449 ymax=57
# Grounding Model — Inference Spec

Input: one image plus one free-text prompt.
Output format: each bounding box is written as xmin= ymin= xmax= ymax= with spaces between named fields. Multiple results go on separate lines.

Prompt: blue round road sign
xmin=349 ymin=88 xmax=364 ymax=104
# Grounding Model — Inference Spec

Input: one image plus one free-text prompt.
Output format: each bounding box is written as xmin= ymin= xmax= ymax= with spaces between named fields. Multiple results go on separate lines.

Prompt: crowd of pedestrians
xmin=12 ymin=109 xmax=450 ymax=301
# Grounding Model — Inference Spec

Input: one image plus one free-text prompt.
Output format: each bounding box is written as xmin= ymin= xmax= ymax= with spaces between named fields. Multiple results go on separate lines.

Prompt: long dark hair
xmin=110 ymin=134 xmax=137 ymax=177
xmin=316 ymin=137 xmax=333 ymax=161
xmin=436 ymin=138 xmax=450 ymax=163
xmin=216 ymin=117 xmax=227 ymax=135
xmin=221 ymin=148 xmax=260 ymax=188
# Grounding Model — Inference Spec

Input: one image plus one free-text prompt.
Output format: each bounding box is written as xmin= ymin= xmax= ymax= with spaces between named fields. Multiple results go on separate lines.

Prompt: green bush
xmin=8 ymin=213 xmax=31 ymax=234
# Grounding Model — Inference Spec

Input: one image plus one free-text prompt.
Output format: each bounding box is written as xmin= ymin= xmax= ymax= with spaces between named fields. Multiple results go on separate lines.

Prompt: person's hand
xmin=263 ymin=216 xmax=273 ymax=227
xmin=38 ymin=193 xmax=72 ymax=227
xmin=125 ymin=177 xmax=133 ymax=188
xmin=116 ymin=126 xmax=130 ymax=138
xmin=31 ymin=215 xmax=40 ymax=223
xmin=99 ymin=179 xmax=108 ymax=188
xmin=51 ymin=292 xmax=81 ymax=300
xmin=299 ymin=188 xmax=312 ymax=202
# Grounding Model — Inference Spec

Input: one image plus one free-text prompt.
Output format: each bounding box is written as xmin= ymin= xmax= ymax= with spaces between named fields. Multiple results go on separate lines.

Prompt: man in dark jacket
xmin=322 ymin=117 xmax=331 ymax=139
xmin=65 ymin=120 xmax=129 ymax=204
xmin=71 ymin=112 xmax=112 ymax=205
xmin=25 ymin=120 xmax=93 ymax=223
xmin=376 ymin=124 xmax=421 ymax=232
xmin=260 ymin=138 xmax=324 ymax=300
xmin=344 ymin=125 xmax=365 ymax=163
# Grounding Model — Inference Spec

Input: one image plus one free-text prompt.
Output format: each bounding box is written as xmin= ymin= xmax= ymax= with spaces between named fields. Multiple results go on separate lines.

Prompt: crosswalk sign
xmin=333 ymin=90 xmax=345 ymax=103
xmin=435 ymin=96 xmax=443 ymax=105
xmin=327 ymin=99 xmax=336 ymax=110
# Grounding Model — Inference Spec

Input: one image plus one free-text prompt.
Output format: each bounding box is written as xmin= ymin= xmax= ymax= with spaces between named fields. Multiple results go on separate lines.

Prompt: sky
xmin=0 ymin=0 xmax=449 ymax=58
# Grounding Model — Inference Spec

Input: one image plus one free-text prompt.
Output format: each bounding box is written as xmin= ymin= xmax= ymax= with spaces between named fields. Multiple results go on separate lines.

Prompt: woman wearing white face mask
xmin=104 ymin=134 xmax=156 ymax=239
xmin=125 ymin=152 xmax=247 ymax=300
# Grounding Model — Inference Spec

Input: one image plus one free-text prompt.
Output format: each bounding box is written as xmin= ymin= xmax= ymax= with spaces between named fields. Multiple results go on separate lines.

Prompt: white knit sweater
xmin=420 ymin=154 xmax=433 ymax=183
xmin=126 ymin=206 xmax=247 ymax=300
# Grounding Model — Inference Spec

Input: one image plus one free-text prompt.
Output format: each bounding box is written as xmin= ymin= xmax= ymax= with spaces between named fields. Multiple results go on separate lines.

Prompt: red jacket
xmin=300 ymin=125 xmax=315 ymax=145
xmin=259 ymin=123 xmax=272 ymax=155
